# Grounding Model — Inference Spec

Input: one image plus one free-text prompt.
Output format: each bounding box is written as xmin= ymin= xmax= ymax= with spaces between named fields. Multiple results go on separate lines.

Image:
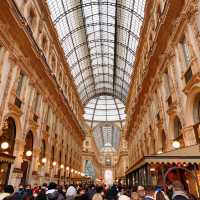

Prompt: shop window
xmin=0 ymin=117 xmax=16 ymax=187
xmin=181 ymin=37 xmax=190 ymax=65
xmin=174 ymin=116 xmax=182 ymax=139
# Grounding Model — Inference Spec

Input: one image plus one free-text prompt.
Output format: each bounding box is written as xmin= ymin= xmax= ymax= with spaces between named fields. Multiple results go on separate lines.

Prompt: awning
xmin=126 ymin=144 xmax=200 ymax=175
xmin=0 ymin=153 xmax=15 ymax=164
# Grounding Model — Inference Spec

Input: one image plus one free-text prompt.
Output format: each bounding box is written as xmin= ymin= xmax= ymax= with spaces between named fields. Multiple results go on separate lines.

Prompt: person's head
xmin=137 ymin=186 xmax=145 ymax=198
xmin=26 ymin=184 xmax=31 ymax=190
xmin=155 ymin=191 xmax=168 ymax=200
xmin=79 ymin=188 xmax=86 ymax=195
xmin=18 ymin=184 xmax=24 ymax=190
xmin=48 ymin=182 xmax=57 ymax=190
xmin=172 ymin=181 xmax=184 ymax=192
xmin=145 ymin=186 xmax=154 ymax=196
xmin=131 ymin=192 xmax=139 ymax=200
xmin=4 ymin=185 xmax=14 ymax=194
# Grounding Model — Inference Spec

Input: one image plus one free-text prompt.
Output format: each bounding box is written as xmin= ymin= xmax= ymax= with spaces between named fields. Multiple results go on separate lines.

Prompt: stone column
xmin=29 ymin=147 xmax=40 ymax=185
xmin=182 ymin=125 xmax=197 ymax=146
xmin=9 ymin=138 xmax=25 ymax=187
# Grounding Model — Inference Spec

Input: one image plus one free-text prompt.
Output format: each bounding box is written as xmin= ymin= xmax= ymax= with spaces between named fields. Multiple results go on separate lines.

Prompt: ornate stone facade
xmin=0 ymin=0 xmax=85 ymax=186
xmin=125 ymin=0 xmax=200 ymax=171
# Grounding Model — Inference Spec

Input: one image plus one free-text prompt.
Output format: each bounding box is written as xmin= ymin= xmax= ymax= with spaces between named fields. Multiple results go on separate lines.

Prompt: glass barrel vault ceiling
xmin=84 ymin=95 xmax=125 ymax=127
xmin=47 ymin=0 xmax=146 ymax=105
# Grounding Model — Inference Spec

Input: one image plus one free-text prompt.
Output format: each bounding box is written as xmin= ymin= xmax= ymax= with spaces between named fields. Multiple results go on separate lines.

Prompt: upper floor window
xmin=33 ymin=92 xmax=39 ymax=113
xmin=51 ymin=56 xmax=56 ymax=71
xmin=16 ymin=71 xmax=25 ymax=97
xmin=28 ymin=7 xmax=37 ymax=31
xmin=41 ymin=35 xmax=48 ymax=53
xmin=163 ymin=70 xmax=170 ymax=98
xmin=193 ymin=94 xmax=200 ymax=124
xmin=45 ymin=106 xmax=50 ymax=124
xmin=181 ymin=37 xmax=190 ymax=65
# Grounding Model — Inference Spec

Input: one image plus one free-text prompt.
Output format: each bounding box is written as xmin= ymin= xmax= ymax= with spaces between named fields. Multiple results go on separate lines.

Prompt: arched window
xmin=174 ymin=116 xmax=182 ymax=139
xmin=193 ymin=94 xmax=200 ymax=124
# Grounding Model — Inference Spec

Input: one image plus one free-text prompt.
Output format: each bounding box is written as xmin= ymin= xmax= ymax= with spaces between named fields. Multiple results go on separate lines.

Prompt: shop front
xmin=0 ymin=153 xmax=15 ymax=188
xmin=0 ymin=117 xmax=16 ymax=188
xmin=126 ymin=144 xmax=200 ymax=198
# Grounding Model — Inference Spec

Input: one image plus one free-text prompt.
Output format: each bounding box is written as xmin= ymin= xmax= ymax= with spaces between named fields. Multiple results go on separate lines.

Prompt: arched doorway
xmin=0 ymin=117 xmax=16 ymax=186
xmin=21 ymin=131 xmax=33 ymax=185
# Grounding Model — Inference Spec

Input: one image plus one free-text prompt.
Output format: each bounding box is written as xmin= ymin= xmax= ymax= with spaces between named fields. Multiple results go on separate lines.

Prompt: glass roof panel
xmin=47 ymin=0 xmax=146 ymax=104
xmin=84 ymin=95 xmax=126 ymax=127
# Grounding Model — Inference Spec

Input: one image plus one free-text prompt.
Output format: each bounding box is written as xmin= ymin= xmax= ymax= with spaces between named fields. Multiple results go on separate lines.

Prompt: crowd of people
xmin=0 ymin=180 xmax=197 ymax=200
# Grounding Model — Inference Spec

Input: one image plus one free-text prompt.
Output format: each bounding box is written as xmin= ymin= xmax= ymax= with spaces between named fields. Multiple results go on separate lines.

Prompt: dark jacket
xmin=46 ymin=189 xmax=65 ymax=200
xmin=36 ymin=189 xmax=47 ymax=200
xmin=172 ymin=191 xmax=189 ymax=200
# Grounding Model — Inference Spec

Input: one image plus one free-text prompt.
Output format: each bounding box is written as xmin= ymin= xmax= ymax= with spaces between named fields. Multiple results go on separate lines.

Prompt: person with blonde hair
xmin=131 ymin=192 xmax=139 ymax=200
